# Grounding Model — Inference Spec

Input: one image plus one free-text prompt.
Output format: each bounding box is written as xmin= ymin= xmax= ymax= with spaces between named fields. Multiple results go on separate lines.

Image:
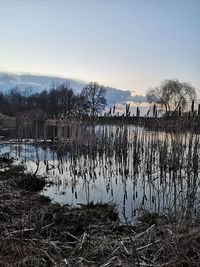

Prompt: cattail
xmin=188 ymin=111 xmax=191 ymax=120
xmin=136 ymin=107 xmax=140 ymax=117
xmin=178 ymin=106 xmax=182 ymax=117
xmin=198 ymin=104 xmax=200 ymax=115
xmin=153 ymin=104 xmax=156 ymax=117
xmin=126 ymin=103 xmax=130 ymax=116
xmin=113 ymin=105 xmax=115 ymax=114
xmin=191 ymin=100 xmax=194 ymax=113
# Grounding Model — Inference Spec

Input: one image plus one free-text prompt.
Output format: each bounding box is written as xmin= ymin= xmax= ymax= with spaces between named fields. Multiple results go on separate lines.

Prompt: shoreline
xmin=0 ymin=159 xmax=200 ymax=266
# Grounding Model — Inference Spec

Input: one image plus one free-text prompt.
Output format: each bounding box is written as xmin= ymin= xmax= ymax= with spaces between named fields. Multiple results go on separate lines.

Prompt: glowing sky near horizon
xmin=0 ymin=0 xmax=200 ymax=95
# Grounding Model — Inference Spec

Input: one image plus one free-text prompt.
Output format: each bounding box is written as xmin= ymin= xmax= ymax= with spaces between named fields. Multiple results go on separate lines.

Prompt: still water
xmin=1 ymin=124 xmax=200 ymax=222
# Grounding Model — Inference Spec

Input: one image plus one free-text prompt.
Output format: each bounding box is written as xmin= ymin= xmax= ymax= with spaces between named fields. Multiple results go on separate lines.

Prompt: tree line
xmin=0 ymin=82 xmax=107 ymax=119
xmin=0 ymin=78 xmax=197 ymax=119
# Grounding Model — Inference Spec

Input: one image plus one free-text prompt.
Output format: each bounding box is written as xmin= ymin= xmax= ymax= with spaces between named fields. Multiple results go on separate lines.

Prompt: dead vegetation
xmin=1 ymin=122 xmax=200 ymax=266
xmin=0 ymin=161 xmax=200 ymax=267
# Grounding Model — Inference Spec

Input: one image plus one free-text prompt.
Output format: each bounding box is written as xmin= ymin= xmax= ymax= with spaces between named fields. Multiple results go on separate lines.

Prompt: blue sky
xmin=0 ymin=0 xmax=200 ymax=95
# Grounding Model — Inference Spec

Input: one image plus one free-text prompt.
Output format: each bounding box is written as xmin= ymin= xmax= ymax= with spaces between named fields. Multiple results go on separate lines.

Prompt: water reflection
xmin=1 ymin=124 xmax=200 ymax=223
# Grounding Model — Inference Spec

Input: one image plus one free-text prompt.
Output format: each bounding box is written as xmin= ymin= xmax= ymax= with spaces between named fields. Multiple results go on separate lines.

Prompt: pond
xmin=1 ymin=123 xmax=200 ymax=223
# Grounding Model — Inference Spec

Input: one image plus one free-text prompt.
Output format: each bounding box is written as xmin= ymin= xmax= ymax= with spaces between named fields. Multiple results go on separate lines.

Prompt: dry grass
xmin=1 ymin=121 xmax=200 ymax=266
xmin=0 ymin=166 xmax=200 ymax=267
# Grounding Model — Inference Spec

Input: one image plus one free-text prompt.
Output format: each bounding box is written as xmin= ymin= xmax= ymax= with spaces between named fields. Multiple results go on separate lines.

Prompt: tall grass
xmin=3 ymin=120 xmax=200 ymax=223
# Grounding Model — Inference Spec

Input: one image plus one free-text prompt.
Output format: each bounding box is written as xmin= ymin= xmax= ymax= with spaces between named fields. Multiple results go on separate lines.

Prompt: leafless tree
xmin=146 ymin=79 xmax=196 ymax=114
xmin=81 ymin=82 xmax=107 ymax=117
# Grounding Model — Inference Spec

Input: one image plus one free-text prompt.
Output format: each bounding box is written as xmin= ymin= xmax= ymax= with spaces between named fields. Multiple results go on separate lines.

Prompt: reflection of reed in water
xmin=3 ymin=122 xmax=200 ymax=223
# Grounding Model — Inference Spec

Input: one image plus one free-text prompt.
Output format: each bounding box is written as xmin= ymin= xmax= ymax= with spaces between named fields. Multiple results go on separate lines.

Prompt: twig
xmin=66 ymin=231 xmax=79 ymax=241
xmin=6 ymin=228 xmax=34 ymax=236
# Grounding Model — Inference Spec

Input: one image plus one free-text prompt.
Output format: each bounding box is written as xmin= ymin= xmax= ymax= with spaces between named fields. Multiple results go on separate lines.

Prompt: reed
xmin=1 ymin=118 xmax=200 ymax=265
xmin=2 ymin=120 xmax=200 ymax=223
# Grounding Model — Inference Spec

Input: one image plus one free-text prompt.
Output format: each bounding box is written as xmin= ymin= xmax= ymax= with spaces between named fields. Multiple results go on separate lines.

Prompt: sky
xmin=0 ymin=0 xmax=200 ymax=95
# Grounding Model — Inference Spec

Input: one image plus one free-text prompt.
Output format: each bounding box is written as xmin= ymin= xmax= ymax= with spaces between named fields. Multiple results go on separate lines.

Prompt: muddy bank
xmin=0 ymin=162 xmax=200 ymax=266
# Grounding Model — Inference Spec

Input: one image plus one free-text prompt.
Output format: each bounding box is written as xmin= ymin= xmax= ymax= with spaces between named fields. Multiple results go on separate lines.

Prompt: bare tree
xmin=81 ymin=82 xmax=107 ymax=117
xmin=146 ymin=79 xmax=196 ymax=114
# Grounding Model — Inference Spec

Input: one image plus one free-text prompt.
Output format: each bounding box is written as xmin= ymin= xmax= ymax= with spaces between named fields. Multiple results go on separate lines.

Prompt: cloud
xmin=0 ymin=72 xmax=146 ymax=105
xmin=105 ymin=87 xmax=146 ymax=105
xmin=0 ymin=72 xmax=85 ymax=94
xmin=130 ymin=95 xmax=147 ymax=103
